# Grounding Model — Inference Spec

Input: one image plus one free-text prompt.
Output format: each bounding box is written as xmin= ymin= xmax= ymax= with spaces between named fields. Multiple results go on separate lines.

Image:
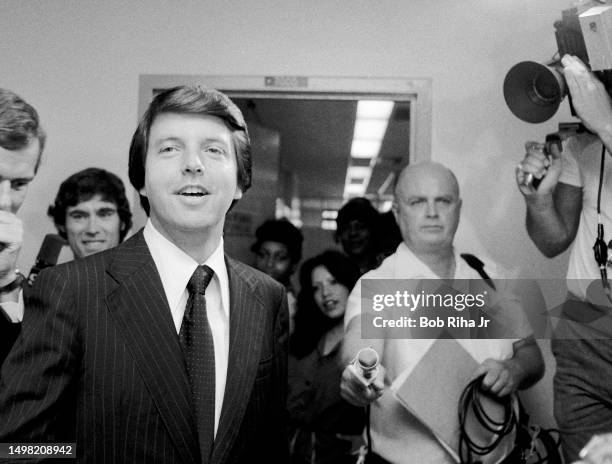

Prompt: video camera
xmin=504 ymin=1 xmax=612 ymax=123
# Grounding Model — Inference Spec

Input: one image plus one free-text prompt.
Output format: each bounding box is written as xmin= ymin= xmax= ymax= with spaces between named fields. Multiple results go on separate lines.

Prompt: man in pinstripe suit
xmin=0 ymin=86 xmax=289 ymax=463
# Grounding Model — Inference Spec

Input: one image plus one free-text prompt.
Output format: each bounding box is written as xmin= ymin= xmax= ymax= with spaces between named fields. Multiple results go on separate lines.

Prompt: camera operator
xmin=0 ymin=88 xmax=45 ymax=367
xmin=516 ymin=54 xmax=612 ymax=462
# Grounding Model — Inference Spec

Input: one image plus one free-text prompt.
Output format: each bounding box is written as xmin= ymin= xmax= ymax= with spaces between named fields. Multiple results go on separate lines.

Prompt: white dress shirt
xmin=343 ymin=242 xmax=528 ymax=464
xmin=0 ymin=289 xmax=24 ymax=322
xmin=144 ymin=220 xmax=230 ymax=437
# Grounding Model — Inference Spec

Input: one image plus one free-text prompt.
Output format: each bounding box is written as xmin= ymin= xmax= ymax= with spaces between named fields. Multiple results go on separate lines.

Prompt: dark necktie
xmin=179 ymin=265 xmax=216 ymax=463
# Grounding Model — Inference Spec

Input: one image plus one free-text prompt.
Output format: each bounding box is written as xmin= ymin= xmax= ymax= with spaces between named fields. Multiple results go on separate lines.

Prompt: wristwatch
xmin=0 ymin=270 xmax=26 ymax=294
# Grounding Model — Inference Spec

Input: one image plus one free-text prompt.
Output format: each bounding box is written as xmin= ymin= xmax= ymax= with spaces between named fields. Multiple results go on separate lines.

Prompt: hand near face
xmin=0 ymin=209 xmax=23 ymax=285
xmin=0 ymin=140 xmax=38 ymax=286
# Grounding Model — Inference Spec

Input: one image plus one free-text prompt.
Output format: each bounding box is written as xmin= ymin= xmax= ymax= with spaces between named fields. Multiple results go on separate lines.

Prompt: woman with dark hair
xmin=335 ymin=197 xmax=401 ymax=275
xmin=288 ymin=250 xmax=364 ymax=464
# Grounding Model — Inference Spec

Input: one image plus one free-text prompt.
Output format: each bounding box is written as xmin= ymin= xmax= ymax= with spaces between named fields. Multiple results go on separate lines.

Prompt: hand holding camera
xmin=562 ymin=54 xmax=612 ymax=139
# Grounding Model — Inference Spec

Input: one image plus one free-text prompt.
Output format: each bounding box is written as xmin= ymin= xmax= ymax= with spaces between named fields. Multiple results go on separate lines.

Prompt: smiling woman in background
xmin=47 ymin=167 xmax=132 ymax=259
xmin=288 ymin=249 xmax=364 ymax=464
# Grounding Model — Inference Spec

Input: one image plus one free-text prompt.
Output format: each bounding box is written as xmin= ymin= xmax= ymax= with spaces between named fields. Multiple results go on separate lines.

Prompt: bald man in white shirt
xmin=340 ymin=162 xmax=544 ymax=464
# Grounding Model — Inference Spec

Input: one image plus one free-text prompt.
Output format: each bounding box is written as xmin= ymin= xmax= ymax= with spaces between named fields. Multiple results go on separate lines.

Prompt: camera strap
xmin=461 ymin=254 xmax=496 ymax=291
xmin=592 ymin=143 xmax=612 ymax=303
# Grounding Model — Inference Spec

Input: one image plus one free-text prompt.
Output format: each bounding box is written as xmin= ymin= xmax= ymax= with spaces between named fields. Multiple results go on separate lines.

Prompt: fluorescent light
xmin=322 ymin=210 xmax=338 ymax=219
xmin=342 ymin=100 xmax=394 ymax=202
xmin=347 ymin=166 xmax=371 ymax=179
xmin=354 ymin=118 xmax=389 ymax=140
xmin=321 ymin=219 xmax=337 ymax=231
xmin=351 ymin=139 xmax=382 ymax=158
xmin=344 ymin=183 xmax=366 ymax=197
xmin=357 ymin=100 xmax=394 ymax=119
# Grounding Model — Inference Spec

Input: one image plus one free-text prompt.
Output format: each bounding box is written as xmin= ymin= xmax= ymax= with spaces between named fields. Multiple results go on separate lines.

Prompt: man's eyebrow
xmin=67 ymin=208 xmax=89 ymax=215
xmin=152 ymin=136 xmax=183 ymax=145
xmin=3 ymin=176 xmax=34 ymax=183
xmin=201 ymin=136 xmax=231 ymax=144
xmin=96 ymin=206 xmax=117 ymax=213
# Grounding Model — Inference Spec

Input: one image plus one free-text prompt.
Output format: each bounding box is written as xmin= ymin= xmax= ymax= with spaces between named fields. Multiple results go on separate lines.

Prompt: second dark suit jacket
xmin=0 ymin=230 xmax=289 ymax=463
xmin=0 ymin=312 xmax=19 ymax=368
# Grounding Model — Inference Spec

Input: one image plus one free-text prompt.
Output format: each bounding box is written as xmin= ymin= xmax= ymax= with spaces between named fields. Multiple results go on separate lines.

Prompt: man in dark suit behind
xmin=0 ymin=88 xmax=46 ymax=367
xmin=0 ymin=86 xmax=289 ymax=463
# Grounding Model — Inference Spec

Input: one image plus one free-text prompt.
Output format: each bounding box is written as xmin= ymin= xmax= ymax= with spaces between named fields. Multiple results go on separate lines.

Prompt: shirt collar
xmin=143 ymin=219 xmax=229 ymax=316
xmin=395 ymin=242 xmax=460 ymax=279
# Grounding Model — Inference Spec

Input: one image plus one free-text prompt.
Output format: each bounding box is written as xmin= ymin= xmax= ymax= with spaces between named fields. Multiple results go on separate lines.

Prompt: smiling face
xmin=140 ymin=112 xmax=243 ymax=245
xmin=63 ymin=194 xmax=122 ymax=258
xmin=394 ymin=162 xmax=461 ymax=255
xmin=311 ymin=265 xmax=350 ymax=319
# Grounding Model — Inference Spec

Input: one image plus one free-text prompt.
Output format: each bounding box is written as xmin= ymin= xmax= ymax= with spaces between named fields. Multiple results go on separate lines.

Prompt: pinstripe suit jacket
xmin=0 ymin=230 xmax=289 ymax=463
xmin=0 ymin=314 xmax=19 ymax=368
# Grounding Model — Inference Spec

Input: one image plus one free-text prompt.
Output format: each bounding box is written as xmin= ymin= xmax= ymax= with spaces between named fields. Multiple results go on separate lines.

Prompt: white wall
xmin=2 ymin=0 xmax=575 ymax=426
xmin=1 ymin=0 xmax=572 ymax=281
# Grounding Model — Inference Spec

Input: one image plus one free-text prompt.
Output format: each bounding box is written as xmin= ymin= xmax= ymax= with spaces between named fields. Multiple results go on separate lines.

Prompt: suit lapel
xmin=212 ymin=258 xmax=267 ymax=464
xmin=105 ymin=231 xmax=200 ymax=464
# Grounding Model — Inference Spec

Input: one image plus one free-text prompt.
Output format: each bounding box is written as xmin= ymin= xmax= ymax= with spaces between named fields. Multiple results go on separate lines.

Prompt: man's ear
xmin=57 ymin=224 xmax=66 ymax=236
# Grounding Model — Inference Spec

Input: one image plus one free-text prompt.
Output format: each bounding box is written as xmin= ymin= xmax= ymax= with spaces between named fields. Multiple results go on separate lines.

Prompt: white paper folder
xmin=391 ymin=338 xmax=514 ymax=464
xmin=391 ymin=338 xmax=479 ymax=462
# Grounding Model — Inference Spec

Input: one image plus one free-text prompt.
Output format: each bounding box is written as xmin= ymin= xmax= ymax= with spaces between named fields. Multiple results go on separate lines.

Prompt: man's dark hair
xmin=251 ymin=218 xmax=303 ymax=264
xmin=335 ymin=197 xmax=379 ymax=237
xmin=0 ymin=88 xmax=46 ymax=171
xmin=128 ymin=85 xmax=252 ymax=215
xmin=48 ymin=167 xmax=132 ymax=241
xmin=290 ymin=250 xmax=360 ymax=358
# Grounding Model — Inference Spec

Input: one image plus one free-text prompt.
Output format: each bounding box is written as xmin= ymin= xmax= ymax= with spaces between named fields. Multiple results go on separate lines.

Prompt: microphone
xmin=522 ymin=123 xmax=584 ymax=189
xmin=350 ymin=347 xmax=380 ymax=385
xmin=28 ymin=234 xmax=67 ymax=284
xmin=522 ymin=133 xmax=563 ymax=189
